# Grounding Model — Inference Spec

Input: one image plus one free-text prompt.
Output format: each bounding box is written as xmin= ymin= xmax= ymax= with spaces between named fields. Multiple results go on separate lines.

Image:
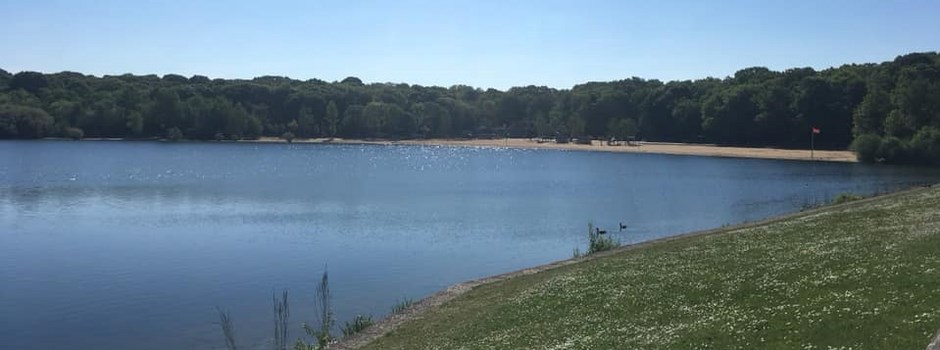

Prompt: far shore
xmin=35 ymin=136 xmax=857 ymax=163
xmin=252 ymin=136 xmax=858 ymax=163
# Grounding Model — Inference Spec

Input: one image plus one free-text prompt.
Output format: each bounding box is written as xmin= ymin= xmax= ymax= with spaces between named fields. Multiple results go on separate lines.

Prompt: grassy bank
xmin=360 ymin=187 xmax=940 ymax=349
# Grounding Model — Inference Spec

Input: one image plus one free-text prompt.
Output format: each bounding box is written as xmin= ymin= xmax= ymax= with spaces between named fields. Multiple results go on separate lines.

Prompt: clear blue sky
xmin=2 ymin=0 xmax=938 ymax=90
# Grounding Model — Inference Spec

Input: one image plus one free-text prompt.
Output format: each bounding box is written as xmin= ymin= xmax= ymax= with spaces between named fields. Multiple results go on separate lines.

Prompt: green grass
xmin=833 ymin=192 xmax=865 ymax=204
xmin=363 ymin=187 xmax=940 ymax=349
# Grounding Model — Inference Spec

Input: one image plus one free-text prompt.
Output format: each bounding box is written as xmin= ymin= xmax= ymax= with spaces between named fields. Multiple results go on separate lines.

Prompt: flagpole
xmin=811 ymin=128 xmax=815 ymax=160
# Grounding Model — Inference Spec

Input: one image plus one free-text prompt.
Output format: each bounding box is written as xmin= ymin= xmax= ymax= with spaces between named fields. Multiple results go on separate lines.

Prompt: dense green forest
xmin=1 ymin=52 xmax=939 ymax=163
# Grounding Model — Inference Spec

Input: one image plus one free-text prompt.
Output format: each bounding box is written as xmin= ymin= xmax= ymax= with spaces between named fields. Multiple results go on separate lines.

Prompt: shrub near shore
xmin=853 ymin=128 xmax=940 ymax=165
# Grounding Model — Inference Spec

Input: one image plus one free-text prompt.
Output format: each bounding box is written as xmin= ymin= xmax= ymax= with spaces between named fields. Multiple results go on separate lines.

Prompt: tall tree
xmin=2 ymin=51 xmax=940 ymax=164
xmin=149 ymin=88 xmax=184 ymax=133
xmin=325 ymin=100 xmax=339 ymax=138
xmin=0 ymin=104 xmax=54 ymax=138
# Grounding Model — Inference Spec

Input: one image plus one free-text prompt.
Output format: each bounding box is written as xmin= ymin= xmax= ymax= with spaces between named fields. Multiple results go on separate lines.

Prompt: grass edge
xmin=329 ymin=184 xmax=937 ymax=350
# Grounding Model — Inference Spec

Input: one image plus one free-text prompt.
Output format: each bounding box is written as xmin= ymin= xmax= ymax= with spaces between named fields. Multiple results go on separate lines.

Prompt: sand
xmin=253 ymin=137 xmax=857 ymax=163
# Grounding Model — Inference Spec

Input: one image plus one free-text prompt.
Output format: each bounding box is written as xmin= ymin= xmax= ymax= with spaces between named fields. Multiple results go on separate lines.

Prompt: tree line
xmin=1 ymin=52 xmax=939 ymax=164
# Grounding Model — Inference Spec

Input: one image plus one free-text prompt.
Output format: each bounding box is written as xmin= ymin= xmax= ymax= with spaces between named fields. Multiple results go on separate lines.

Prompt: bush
xmin=0 ymin=104 xmax=54 ymax=138
xmin=166 ymin=127 xmax=183 ymax=141
xmin=877 ymin=136 xmax=906 ymax=163
xmin=587 ymin=222 xmax=620 ymax=255
xmin=851 ymin=134 xmax=882 ymax=163
xmin=281 ymin=131 xmax=295 ymax=143
xmin=910 ymin=127 xmax=940 ymax=164
xmin=65 ymin=127 xmax=84 ymax=140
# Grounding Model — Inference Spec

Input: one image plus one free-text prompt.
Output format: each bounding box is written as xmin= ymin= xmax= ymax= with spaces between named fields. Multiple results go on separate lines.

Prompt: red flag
xmin=812 ymin=127 xmax=821 ymax=134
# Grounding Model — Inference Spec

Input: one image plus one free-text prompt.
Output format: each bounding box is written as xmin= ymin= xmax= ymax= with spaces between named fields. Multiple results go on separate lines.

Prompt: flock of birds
xmin=594 ymin=222 xmax=628 ymax=235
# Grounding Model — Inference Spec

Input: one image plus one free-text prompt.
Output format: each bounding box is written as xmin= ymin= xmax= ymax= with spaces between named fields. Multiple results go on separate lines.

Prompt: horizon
xmin=2 ymin=51 xmax=935 ymax=91
xmin=2 ymin=0 xmax=939 ymax=90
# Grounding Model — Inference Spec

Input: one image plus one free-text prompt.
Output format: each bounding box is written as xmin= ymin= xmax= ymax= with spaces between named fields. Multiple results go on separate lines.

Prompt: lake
xmin=2 ymin=140 xmax=938 ymax=350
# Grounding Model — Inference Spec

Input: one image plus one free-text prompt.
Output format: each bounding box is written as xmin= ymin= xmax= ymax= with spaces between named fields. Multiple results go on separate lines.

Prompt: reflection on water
xmin=2 ymin=140 xmax=939 ymax=350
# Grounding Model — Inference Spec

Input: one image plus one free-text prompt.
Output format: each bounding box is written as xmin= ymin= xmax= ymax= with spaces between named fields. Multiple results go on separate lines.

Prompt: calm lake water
xmin=2 ymin=140 xmax=939 ymax=350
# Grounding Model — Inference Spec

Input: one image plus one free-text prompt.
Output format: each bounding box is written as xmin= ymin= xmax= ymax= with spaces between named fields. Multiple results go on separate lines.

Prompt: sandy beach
xmin=253 ymin=137 xmax=857 ymax=163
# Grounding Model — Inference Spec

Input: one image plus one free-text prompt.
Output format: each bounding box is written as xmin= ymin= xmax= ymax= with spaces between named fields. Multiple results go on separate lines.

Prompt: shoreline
xmin=32 ymin=137 xmax=857 ymax=162
xmin=257 ymin=137 xmax=858 ymax=163
xmin=333 ymin=184 xmax=934 ymax=349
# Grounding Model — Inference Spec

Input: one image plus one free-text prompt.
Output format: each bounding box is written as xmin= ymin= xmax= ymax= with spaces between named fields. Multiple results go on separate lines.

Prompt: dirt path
xmin=928 ymin=328 xmax=940 ymax=350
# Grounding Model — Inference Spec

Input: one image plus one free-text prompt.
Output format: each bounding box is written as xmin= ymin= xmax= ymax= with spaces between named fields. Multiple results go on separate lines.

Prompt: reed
xmin=216 ymin=307 xmax=238 ymax=350
xmin=341 ymin=314 xmax=375 ymax=338
xmin=273 ymin=289 xmax=289 ymax=350
xmin=390 ymin=297 xmax=416 ymax=314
